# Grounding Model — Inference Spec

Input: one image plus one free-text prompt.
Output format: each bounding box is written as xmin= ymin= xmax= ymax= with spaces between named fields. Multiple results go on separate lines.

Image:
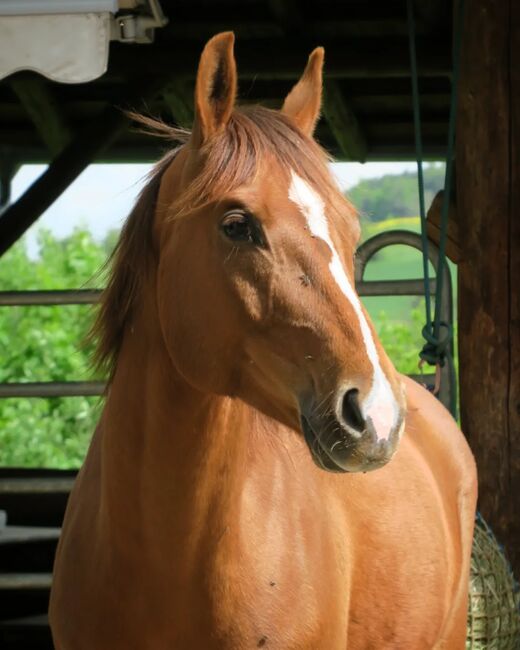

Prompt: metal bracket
xmin=111 ymin=0 xmax=167 ymax=44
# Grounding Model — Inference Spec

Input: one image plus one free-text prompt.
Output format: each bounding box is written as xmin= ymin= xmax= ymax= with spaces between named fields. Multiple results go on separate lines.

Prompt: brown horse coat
xmin=50 ymin=33 xmax=477 ymax=649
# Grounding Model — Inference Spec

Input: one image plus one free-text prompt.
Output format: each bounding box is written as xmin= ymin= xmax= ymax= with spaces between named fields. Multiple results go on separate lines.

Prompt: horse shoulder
xmin=401 ymin=375 xmax=477 ymax=647
xmin=401 ymin=374 xmax=477 ymax=497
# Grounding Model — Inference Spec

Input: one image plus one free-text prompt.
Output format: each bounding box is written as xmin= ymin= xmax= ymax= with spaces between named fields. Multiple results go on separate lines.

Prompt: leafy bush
xmin=0 ymin=229 xmax=109 ymax=468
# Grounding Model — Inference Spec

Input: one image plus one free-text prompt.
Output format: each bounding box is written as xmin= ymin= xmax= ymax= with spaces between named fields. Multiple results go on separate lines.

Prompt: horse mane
xmin=92 ymin=105 xmax=355 ymax=379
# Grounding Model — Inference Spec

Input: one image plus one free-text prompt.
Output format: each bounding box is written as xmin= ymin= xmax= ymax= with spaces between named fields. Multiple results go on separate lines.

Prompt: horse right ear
xmin=282 ymin=47 xmax=324 ymax=137
xmin=192 ymin=32 xmax=237 ymax=145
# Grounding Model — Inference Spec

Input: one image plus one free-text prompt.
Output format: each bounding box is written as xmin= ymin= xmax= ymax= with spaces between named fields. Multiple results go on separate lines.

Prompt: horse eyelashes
xmin=221 ymin=212 xmax=266 ymax=247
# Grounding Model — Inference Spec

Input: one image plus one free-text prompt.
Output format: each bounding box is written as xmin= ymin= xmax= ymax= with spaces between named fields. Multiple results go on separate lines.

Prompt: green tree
xmin=348 ymin=164 xmax=445 ymax=222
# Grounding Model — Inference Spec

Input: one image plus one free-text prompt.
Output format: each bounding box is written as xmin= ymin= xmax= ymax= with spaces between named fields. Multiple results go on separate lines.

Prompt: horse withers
xmin=50 ymin=33 xmax=477 ymax=649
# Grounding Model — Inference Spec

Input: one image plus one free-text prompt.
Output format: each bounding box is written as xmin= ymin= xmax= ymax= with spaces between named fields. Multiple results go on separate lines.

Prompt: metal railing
xmin=355 ymin=230 xmax=455 ymax=410
xmin=0 ymin=231 xmax=455 ymax=409
xmin=0 ymin=289 xmax=104 ymax=398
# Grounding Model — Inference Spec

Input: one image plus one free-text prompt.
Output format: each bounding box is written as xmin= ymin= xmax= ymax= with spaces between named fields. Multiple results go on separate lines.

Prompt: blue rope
xmin=407 ymin=0 xmax=464 ymax=374
xmin=406 ymin=2 xmax=432 ymax=333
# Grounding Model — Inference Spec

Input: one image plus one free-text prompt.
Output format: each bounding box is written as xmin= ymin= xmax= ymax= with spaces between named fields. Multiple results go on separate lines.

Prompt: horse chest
xmin=192 ymin=474 xmax=351 ymax=648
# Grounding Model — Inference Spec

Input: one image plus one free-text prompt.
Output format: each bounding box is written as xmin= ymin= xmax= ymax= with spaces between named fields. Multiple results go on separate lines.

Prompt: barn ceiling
xmin=0 ymin=0 xmax=453 ymax=166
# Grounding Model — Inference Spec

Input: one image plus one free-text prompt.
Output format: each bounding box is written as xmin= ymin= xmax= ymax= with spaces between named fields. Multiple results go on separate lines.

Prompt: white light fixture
xmin=0 ymin=0 xmax=167 ymax=83
xmin=0 ymin=1 xmax=118 ymax=15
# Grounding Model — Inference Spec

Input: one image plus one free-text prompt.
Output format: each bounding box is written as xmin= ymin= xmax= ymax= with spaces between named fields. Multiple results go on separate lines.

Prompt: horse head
xmin=118 ymin=33 xmax=407 ymax=473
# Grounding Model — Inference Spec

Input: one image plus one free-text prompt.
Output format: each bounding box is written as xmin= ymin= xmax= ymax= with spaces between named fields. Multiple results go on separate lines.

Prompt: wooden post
xmin=457 ymin=0 xmax=520 ymax=573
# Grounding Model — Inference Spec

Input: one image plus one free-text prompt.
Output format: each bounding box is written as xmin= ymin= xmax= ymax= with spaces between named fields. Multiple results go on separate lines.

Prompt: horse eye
xmin=221 ymin=212 xmax=254 ymax=243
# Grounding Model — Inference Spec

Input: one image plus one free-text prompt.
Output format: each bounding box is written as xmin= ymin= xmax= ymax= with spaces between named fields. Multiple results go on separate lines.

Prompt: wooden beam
xmin=161 ymin=79 xmax=194 ymax=129
xmin=511 ymin=0 xmax=520 ymax=580
xmin=0 ymin=106 xmax=127 ymax=256
xmin=109 ymin=39 xmax=451 ymax=81
xmin=9 ymin=76 xmax=73 ymax=157
xmin=0 ymin=131 xmax=448 ymax=165
xmin=457 ymin=0 xmax=520 ymax=573
xmin=0 ymin=159 xmax=18 ymax=210
xmin=0 ymin=71 xmax=185 ymax=255
xmin=322 ymin=80 xmax=368 ymax=161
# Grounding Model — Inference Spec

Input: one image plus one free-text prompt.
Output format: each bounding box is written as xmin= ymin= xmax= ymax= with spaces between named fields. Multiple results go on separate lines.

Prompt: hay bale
xmin=467 ymin=515 xmax=520 ymax=649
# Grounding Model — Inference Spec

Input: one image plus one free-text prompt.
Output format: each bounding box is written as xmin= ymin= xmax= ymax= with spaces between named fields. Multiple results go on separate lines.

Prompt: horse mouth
xmin=300 ymin=414 xmax=394 ymax=474
xmin=301 ymin=416 xmax=348 ymax=473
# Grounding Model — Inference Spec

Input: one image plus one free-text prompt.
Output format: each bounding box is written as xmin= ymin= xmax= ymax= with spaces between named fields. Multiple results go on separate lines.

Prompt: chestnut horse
xmin=50 ymin=33 xmax=477 ymax=649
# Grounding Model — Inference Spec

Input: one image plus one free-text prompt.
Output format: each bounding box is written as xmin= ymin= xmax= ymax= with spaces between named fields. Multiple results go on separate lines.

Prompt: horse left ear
xmin=193 ymin=32 xmax=237 ymax=143
xmin=282 ymin=47 xmax=324 ymax=137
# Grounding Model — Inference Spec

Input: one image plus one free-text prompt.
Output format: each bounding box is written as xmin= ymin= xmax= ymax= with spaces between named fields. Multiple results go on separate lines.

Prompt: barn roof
xmin=0 ymin=0 xmax=453 ymax=165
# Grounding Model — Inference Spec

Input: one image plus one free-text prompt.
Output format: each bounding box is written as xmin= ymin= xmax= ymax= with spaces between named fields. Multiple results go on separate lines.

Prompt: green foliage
xmin=349 ymin=164 xmax=445 ymax=222
xmin=0 ymin=229 xmax=112 ymax=468
xmin=377 ymin=308 xmax=425 ymax=374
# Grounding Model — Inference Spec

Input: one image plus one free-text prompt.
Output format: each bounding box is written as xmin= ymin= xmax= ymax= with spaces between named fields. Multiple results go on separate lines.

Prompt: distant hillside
xmin=347 ymin=164 xmax=445 ymax=222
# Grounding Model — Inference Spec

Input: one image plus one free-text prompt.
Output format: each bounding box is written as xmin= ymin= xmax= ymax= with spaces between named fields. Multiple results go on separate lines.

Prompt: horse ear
xmin=193 ymin=32 xmax=237 ymax=143
xmin=282 ymin=47 xmax=324 ymax=137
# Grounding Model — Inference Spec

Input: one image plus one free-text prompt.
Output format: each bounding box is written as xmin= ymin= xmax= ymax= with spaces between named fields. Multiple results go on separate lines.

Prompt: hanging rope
xmin=407 ymin=0 xmax=464 ymax=395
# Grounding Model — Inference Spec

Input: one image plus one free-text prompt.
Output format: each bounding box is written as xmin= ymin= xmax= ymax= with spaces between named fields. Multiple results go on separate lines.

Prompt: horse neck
xmin=95 ymin=286 xmax=251 ymax=554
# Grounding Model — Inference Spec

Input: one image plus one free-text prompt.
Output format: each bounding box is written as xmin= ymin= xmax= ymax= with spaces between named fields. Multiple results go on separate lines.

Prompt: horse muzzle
xmin=299 ymin=392 xmax=405 ymax=473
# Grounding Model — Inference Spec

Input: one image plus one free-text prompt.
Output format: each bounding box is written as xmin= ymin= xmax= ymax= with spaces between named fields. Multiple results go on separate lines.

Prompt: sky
xmin=11 ymin=161 xmax=418 ymax=256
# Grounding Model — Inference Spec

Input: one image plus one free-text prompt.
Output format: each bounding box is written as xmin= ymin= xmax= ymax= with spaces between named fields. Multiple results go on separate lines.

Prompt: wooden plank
xmin=109 ymin=38 xmax=451 ymax=80
xmin=322 ymin=80 xmax=368 ymax=161
xmin=457 ymin=0 xmax=520 ymax=573
xmin=0 ymin=574 xmax=52 ymax=590
xmin=0 ymin=613 xmax=49 ymax=627
xmin=0 ymin=289 xmax=101 ymax=306
xmin=0 ymin=381 xmax=105 ymax=398
xmin=9 ymin=76 xmax=73 ymax=157
xmin=509 ymin=0 xmax=520 ymax=578
xmin=0 ymin=526 xmax=60 ymax=545
xmin=0 ymin=159 xmax=18 ymax=210
xmin=167 ymin=20 xmax=281 ymax=40
xmin=0 ymin=137 xmax=448 ymax=165
xmin=0 ymin=478 xmax=74 ymax=494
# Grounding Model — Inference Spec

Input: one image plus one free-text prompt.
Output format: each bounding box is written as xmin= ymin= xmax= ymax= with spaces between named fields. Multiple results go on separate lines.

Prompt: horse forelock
xmin=168 ymin=105 xmax=353 ymax=219
xmin=91 ymin=105 xmax=357 ymax=380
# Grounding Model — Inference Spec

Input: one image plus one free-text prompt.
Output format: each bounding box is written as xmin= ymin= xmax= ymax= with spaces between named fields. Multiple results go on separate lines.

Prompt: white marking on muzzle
xmin=288 ymin=171 xmax=398 ymax=441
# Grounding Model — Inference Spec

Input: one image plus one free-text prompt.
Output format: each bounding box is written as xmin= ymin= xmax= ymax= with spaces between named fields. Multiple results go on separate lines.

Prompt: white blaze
xmin=288 ymin=171 xmax=398 ymax=441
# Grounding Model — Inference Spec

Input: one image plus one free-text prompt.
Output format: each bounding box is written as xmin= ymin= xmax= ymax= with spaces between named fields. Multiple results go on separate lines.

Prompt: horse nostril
xmin=341 ymin=389 xmax=366 ymax=433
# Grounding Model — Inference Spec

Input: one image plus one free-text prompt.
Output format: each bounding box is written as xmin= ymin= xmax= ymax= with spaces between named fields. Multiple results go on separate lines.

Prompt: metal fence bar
xmin=357 ymin=279 xmax=436 ymax=297
xmin=0 ymin=477 xmax=75 ymax=493
xmin=0 ymin=382 xmax=105 ymax=398
xmin=0 ymin=282 xmax=434 ymax=306
xmin=0 ymin=289 xmax=101 ymax=306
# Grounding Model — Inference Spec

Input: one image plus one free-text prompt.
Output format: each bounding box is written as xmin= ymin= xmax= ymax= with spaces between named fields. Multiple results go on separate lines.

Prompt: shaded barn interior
xmin=0 ymin=0 xmax=518 ymax=648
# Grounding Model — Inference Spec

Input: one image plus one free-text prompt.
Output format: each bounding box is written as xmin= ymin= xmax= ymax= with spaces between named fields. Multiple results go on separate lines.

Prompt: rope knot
xmin=419 ymin=322 xmax=452 ymax=367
